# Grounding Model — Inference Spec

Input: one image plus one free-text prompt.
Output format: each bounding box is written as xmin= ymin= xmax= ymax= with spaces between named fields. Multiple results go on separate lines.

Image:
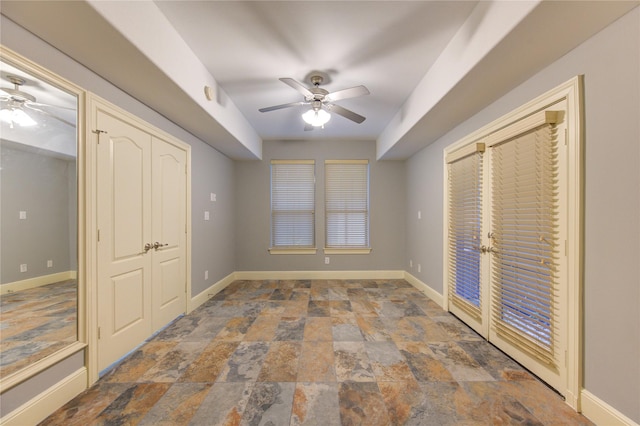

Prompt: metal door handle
xmin=144 ymin=243 xmax=153 ymax=252
xmin=153 ymin=242 xmax=168 ymax=249
xmin=480 ymin=245 xmax=498 ymax=254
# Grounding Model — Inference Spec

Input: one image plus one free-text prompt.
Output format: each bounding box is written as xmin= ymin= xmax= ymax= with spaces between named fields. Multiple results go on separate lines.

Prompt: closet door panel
xmin=96 ymin=110 xmax=152 ymax=371
xmin=151 ymin=137 xmax=187 ymax=331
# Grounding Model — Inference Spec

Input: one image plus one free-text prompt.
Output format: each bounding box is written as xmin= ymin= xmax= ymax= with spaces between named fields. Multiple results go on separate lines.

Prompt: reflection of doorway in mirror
xmin=0 ymin=279 xmax=77 ymax=377
xmin=0 ymin=56 xmax=79 ymax=381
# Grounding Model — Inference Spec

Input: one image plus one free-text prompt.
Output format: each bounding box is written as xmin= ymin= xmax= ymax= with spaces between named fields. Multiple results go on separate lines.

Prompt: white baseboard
xmin=581 ymin=389 xmax=639 ymax=426
xmin=233 ymin=270 xmax=405 ymax=281
xmin=188 ymin=272 xmax=236 ymax=313
xmin=0 ymin=367 xmax=87 ymax=426
xmin=403 ymin=272 xmax=444 ymax=307
xmin=1 ymin=271 xmax=76 ymax=295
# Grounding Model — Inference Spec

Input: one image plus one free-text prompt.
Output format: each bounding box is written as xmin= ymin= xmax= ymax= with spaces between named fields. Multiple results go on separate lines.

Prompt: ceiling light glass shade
xmin=302 ymin=108 xmax=331 ymax=127
xmin=0 ymin=108 xmax=37 ymax=127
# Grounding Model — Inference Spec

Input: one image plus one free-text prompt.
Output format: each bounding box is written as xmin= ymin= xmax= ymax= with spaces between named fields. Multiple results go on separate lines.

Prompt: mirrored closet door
xmin=0 ymin=50 xmax=83 ymax=386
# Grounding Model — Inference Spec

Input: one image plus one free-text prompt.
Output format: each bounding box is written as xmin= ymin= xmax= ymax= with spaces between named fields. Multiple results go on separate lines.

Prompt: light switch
xmin=19 ymin=211 xmax=27 ymax=220
xmin=204 ymin=211 xmax=210 ymax=221
xmin=47 ymin=260 xmax=53 ymax=268
xmin=418 ymin=210 xmax=421 ymax=220
xmin=205 ymin=270 xmax=209 ymax=280
xmin=211 ymin=193 xmax=217 ymax=202
xmin=417 ymin=264 xmax=421 ymax=273
xmin=20 ymin=264 xmax=27 ymax=273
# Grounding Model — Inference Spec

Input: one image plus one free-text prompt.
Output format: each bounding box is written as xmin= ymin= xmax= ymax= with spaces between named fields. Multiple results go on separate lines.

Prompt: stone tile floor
xmin=1 ymin=280 xmax=77 ymax=377
xmin=40 ymin=279 xmax=592 ymax=425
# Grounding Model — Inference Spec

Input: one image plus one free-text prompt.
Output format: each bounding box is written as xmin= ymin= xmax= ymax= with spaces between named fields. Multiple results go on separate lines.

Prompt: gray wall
xmin=405 ymin=8 xmax=639 ymax=422
xmin=235 ymin=139 xmax=405 ymax=272
xmin=1 ymin=143 xmax=75 ymax=283
xmin=190 ymin=139 xmax=236 ymax=295
xmin=1 ymin=15 xmax=236 ymax=415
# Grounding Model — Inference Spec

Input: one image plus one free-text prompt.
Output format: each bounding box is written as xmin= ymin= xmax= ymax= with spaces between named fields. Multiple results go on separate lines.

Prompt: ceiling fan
xmin=259 ymin=71 xmax=369 ymax=130
xmin=0 ymin=75 xmax=75 ymax=128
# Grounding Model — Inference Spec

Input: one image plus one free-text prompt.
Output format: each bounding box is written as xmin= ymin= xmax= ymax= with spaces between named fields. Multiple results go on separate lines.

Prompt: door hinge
xmin=98 ymin=327 xmax=101 ymax=339
xmin=93 ymin=129 xmax=107 ymax=143
xmin=565 ymin=239 xmax=568 ymax=257
xmin=97 ymin=229 xmax=100 ymax=242
xmin=564 ymin=128 xmax=568 ymax=146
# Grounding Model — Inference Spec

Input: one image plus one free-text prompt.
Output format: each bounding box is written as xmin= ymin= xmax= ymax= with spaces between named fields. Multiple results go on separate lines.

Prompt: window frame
xmin=324 ymin=159 xmax=371 ymax=254
xmin=269 ymin=159 xmax=317 ymax=255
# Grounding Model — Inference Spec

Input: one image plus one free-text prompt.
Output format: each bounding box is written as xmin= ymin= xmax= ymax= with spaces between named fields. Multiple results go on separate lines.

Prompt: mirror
xmin=0 ymin=56 xmax=79 ymax=380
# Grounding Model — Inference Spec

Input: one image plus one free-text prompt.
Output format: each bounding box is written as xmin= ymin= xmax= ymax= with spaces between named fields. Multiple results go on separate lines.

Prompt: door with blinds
xmin=446 ymin=144 xmax=487 ymax=336
xmin=446 ymin=104 xmax=572 ymax=396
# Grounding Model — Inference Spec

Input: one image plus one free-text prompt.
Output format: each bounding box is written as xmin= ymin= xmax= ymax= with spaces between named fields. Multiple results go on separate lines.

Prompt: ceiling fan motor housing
xmin=2 ymin=75 xmax=36 ymax=103
xmin=308 ymin=87 xmax=328 ymax=102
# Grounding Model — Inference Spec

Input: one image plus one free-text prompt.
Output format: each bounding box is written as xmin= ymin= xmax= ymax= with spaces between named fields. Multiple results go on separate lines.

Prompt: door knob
xmin=144 ymin=243 xmax=153 ymax=252
xmin=480 ymin=245 xmax=497 ymax=254
xmin=153 ymin=242 xmax=168 ymax=249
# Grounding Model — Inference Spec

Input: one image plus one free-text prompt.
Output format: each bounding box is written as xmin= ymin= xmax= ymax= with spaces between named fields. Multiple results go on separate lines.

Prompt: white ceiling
xmin=1 ymin=1 xmax=637 ymax=160
xmin=153 ymin=1 xmax=477 ymax=140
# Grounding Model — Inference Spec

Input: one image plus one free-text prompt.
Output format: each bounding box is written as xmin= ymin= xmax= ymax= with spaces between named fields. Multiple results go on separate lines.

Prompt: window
xmin=270 ymin=160 xmax=316 ymax=254
xmin=324 ymin=160 xmax=370 ymax=253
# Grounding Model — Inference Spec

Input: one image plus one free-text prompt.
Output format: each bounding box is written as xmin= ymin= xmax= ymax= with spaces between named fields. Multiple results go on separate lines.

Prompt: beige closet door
xmin=151 ymin=136 xmax=187 ymax=331
xmin=96 ymin=110 xmax=188 ymax=372
xmin=97 ymin=110 xmax=152 ymax=371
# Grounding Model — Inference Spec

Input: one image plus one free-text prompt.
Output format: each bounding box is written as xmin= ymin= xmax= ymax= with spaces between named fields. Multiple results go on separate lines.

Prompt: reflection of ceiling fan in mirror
xmin=0 ymin=75 xmax=75 ymax=128
xmin=259 ymin=71 xmax=369 ymax=130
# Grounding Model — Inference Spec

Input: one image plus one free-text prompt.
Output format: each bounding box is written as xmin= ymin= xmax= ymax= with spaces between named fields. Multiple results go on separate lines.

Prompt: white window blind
xmin=270 ymin=160 xmax=315 ymax=249
xmin=490 ymin=123 xmax=559 ymax=366
xmin=325 ymin=160 xmax=369 ymax=249
xmin=447 ymin=144 xmax=484 ymax=321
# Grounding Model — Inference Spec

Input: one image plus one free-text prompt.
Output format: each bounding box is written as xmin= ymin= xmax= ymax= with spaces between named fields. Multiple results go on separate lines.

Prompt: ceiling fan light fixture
xmin=0 ymin=107 xmax=37 ymax=127
xmin=302 ymin=108 xmax=330 ymax=127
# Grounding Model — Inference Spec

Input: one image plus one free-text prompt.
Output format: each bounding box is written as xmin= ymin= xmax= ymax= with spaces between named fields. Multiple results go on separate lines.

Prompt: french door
xmin=447 ymin=104 xmax=571 ymax=396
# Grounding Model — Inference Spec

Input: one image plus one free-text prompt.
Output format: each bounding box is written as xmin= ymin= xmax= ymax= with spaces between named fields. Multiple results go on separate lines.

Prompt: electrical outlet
xmin=211 ymin=193 xmax=217 ymax=202
xmin=205 ymin=270 xmax=209 ymax=280
xmin=418 ymin=210 xmax=421 ymax=220
xmin=409 ymin=260 xmax=413 ymax=268
xmin=20 ymin=264 xmax=27 ymax=273
xmin=204 ymin=211 xmax=210 ymax=220
xmin=47 ymin=260 xmax=53 ymax=268
xmin=417 ymin=264 xmax=421 ymax=273
xmin=19 ymin=211 xmax=27 ymax=220
xmin=325 ymin=257 xmax=330 ymax=265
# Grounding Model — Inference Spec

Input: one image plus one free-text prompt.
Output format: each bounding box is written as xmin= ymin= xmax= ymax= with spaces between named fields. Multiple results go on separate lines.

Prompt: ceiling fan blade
xmin=279 ymin=78 xmax=314 ymax=98
xmin=25 ymin=104 xmax=76 ymax=127
xmin=30 ymin=101 xmax=76 ymax=111
xmin=324 ymin=85 xmax=369 ymax=103
xmin=259 ymin=101 xmax=305 ymax=113
xmin=326 ymin=104 xmax=366 ymax=124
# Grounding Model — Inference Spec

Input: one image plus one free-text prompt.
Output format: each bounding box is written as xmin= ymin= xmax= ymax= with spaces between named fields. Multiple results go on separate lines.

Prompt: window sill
xmin=269 ymin=248 xmax=317 ymax=255
xmin=323 ymin=248 xmax=372 ymax=255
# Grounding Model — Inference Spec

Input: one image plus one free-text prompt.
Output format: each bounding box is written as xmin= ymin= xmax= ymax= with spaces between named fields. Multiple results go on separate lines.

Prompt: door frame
xmin=442 ymin=76 xmax=583 ymax=409
xmin=86 ymin=93 xmax=192 ymax=384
